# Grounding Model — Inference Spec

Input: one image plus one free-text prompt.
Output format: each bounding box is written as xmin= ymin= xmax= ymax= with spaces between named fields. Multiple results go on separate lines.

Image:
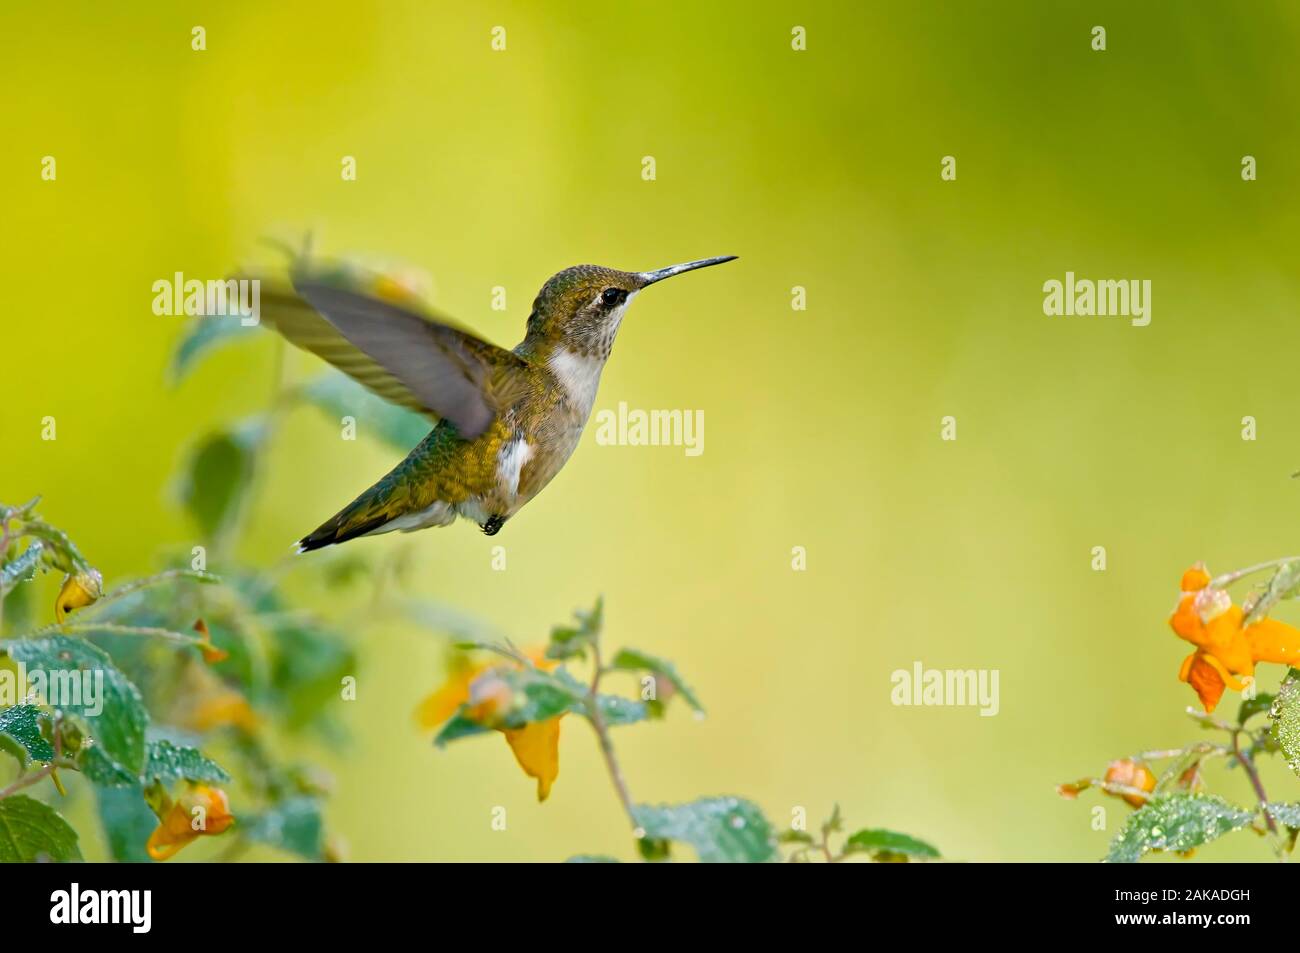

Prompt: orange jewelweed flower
xmin=146 ymin=785 xmax=235 ymax=861
xmin=416 ymin=648 xmax=564 ymax=802
xmin=1169 ymin=563 xmax=1300 ymax=713
xmin=1103 ymin=759 xmax=1156 ymax=808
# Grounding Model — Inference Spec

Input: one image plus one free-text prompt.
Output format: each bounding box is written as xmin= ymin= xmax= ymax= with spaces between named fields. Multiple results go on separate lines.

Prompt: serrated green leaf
xmin=1 ymin=541 xmax=44 ymax=593
xmin=632 ymin=796 xmax=778 ymax=863
xmin=302 ymin=373 xmax=430 ymax=452
xmin=79 ymin=745 xmax=143 ymax=787
xmin=178 ymin=420 xmax=266 ymax=539
xmin=545 ymin=598 xmax=604 ymax=662
xmin=4 ymin=636 xmax=148 ymax=781
xmin=844 ymin=828 xmax=940 ymax=860
xmin=1105 ymin=794 xmax=1254 ymax=863
xmin=1265 ymin=802 xmax=1300 ymax=828
xmin=170 ymin=315 xmax=259 ymax=383
xmin=0 ymin=795 xmax=82 ymax=862
xmin=143 ymin=739 xmax=230 ymax=785
xmin=0 ymin=705 xmax=54 ymax=763
xmin=243 ymin=797 xmax=324 ymax=861
xmin=608 ymin=647 xmax=704 ymax=714
xmin=1272 ymin=673 xmax=1300 ymax=778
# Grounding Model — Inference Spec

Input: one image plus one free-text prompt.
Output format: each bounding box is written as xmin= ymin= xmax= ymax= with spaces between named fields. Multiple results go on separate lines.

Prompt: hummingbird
xmin=253 ymin=254 xmax=737 ymax=551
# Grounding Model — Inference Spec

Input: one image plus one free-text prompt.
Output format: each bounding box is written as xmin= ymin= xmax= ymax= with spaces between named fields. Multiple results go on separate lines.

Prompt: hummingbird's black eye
xmin=600 ymin=287 xmax=622 ymax=306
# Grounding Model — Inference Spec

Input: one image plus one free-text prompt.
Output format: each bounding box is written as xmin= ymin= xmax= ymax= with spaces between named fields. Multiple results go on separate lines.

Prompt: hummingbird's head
xmin=525 ymin=256 xmax=737 ymax=358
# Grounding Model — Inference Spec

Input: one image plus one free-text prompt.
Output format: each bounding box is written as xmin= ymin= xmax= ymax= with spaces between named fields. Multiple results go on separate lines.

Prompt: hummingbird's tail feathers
xmin=296 ymin=510 xmax=394 ymax=553
xmin=296 ymin=484 xmax=458 ymax=553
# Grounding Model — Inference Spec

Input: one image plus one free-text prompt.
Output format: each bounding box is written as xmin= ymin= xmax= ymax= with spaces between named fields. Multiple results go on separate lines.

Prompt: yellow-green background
xmin=4 ymin=0 xmax=1300 ymax=861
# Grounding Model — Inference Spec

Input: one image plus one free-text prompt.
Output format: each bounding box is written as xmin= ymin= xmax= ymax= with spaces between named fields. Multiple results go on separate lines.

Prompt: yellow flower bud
xmin=55 ymin=569 xmax=102 ymax=622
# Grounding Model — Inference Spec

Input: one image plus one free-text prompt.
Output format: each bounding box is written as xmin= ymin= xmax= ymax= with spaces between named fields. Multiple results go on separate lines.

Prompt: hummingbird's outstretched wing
xmin=251 ymin=274 xmax=530 ymax=440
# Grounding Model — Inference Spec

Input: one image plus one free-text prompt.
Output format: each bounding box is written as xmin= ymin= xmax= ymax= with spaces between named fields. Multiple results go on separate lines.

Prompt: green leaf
xmin=1 ymin=540 xmax=44 ymax=593
xmin=243 ymin=797 xmax=325 ymax=861
xmin=566 ymin=854 xmax=619 ymax=863
xmin=1272 ymin=671 xmax=1300 ymax=778
xmin=19 ymin=517 xmax=92 ymax=576
xmin=4 ymin=636 xmax=149 ymax=781
xmin=594 ymin=693 xmax=648 ymax=726
xmin=2 ymin=578 xmax=34 ymax=634
xmin=178 ymin=419 xmax=265 ymax=539
xmin=79 ymin=745 xmax=142 ymax=787
xmin=302 ymin=373 xmax=430 ymax=452
xmin=170 ymin=315 xmax=259 ymax=383
xmin=1105 ymin=794 xmax=1254 ymax=863
xmin=546 ymin=598 xmax=603 ymax=662
xmin=632 ymin=797 xmax=778 ymax=863
xmin=0 ymin=795 xmax=82 ymax=862
xmin=608 ymin=647 xmax=704 ymax=715
xmin=143 ymin=739 xmax=230 ymax=785
xmin=433 ymin=713 xmax=493 ymax=747
xmin=1264 ymin=802 xmax=1300 ymax=828
xmin=636 ymin=837 xmax=672 ymax=862
xmin=1243 ymin=561 xmax=1300 ymax=626
xmin=487 ymin=665 xmax=586 ymax=727
xmin=0 ymin=705 xmax=54 ymax=763
xmin=1238 ymin=692 xmax=1275 ymax=726
xmin=96 ymin=783 xmax=157 ymax=862
xmin=265 ymin=618 xmax=356 ymax=731
xmin=844 ymin=828 xmax=940 ymax=861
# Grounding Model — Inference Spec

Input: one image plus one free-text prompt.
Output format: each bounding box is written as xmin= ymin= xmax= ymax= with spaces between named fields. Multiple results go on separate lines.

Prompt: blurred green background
xmin=4 ymin=0 xmax=1300 ymax=861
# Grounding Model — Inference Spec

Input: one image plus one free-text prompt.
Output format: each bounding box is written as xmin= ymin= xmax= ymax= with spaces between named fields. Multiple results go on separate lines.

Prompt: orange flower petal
xmin=1182 ymin=653 xmax=1227 ymax=713
xmin=1170 ymin=594 xmax=1203 ymax=640
xmin=414 ymin=668 xmax=479 ymax=730
xmin=145 ymin=786 xmax=234 ymax=861
xmin=1181 ymin=564 xmax=1211 ymax=592
xmin=1245 ymin=617 xmax=1300 ymax=667
xmin=501 ymin=717 xmax=562 ymax=802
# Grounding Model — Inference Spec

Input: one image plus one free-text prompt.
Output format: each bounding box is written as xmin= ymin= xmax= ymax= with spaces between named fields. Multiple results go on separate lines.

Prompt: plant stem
xmin=0 ymin=720 xmax=74 ymax=802
xmin=59 ymin=622 xmax=206 ymax=650
xmin=1212 ymin=557 xmax=1300 ymax=590
xmin=1231 ymin=730 xmax=1277 ymax=836
xmin=586 ymin=641 xmax=638 ymax=832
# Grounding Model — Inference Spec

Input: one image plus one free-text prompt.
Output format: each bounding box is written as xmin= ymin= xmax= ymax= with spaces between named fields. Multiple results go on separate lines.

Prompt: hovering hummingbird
xmin=253 ymin=254 xmax=737 ymax=551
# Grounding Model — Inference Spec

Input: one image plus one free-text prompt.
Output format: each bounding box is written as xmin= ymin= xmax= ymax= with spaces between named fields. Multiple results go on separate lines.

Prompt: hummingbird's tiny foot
xmin=481 ymin=515 xmax=506 ymax=536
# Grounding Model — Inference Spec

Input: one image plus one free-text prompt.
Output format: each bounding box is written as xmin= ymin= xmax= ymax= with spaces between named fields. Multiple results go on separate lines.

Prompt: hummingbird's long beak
xmin=636 ymin=256 xmax=738 ymax=287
